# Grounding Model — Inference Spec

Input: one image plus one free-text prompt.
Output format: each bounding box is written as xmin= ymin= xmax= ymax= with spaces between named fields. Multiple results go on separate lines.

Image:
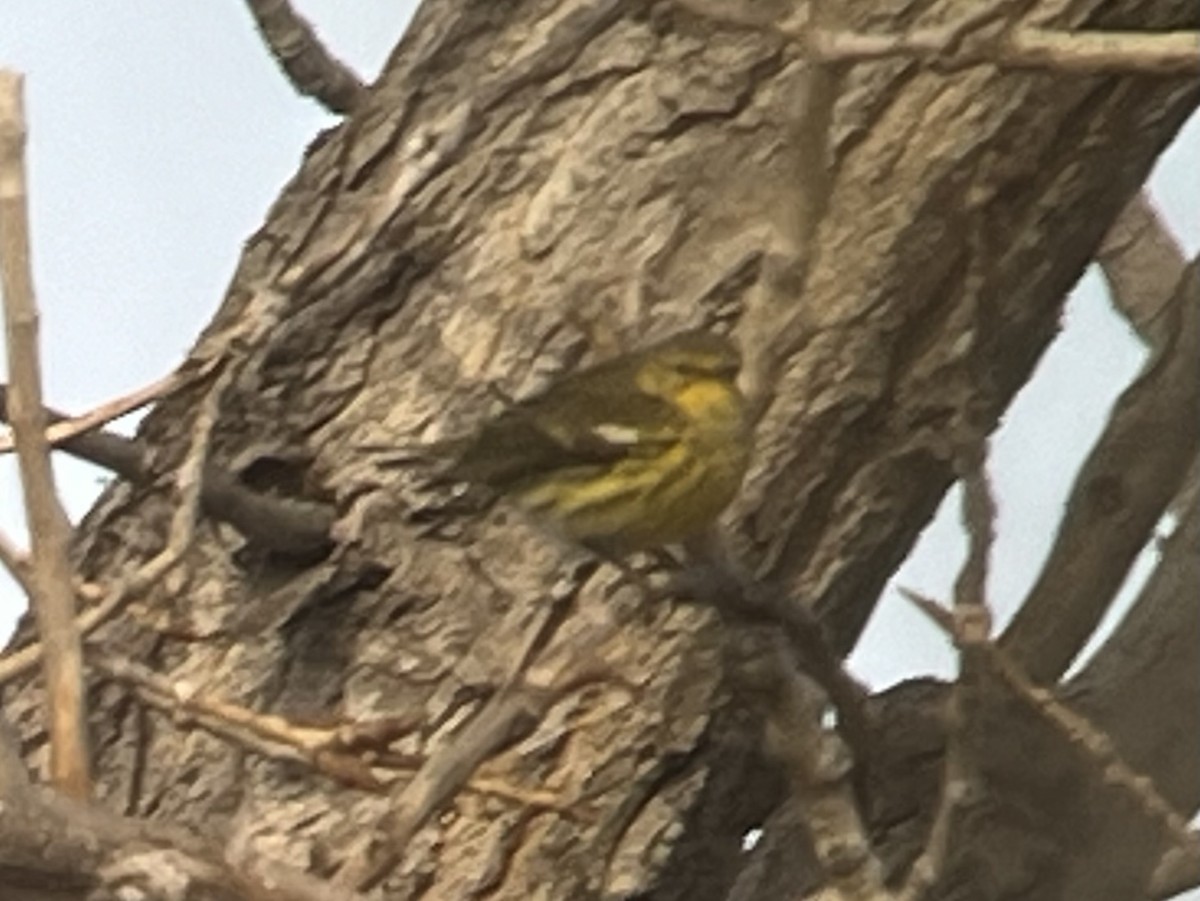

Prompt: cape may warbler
xmin=434 ymin=329 xmax=751 ymax=556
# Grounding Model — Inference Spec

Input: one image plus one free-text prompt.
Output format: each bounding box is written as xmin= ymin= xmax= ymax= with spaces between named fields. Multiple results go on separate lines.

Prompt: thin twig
xmin=0 ymin=386 xmax=145 ymax=476
xmin=742 ymin=636 xmax=886 ymax=901
xmin=0 ymin=387 xmax=336 ymax=556
xmin=0 ymin=370 xmax=184 ymax=454
xmin=898 ymin=453 xmax=996 ymax=901
xmin=348 ymin=586 xmax=589 ymax=892
xmin=0 ymin=712 xmax=364 ymax=901
xmin=91 ymin=652 xmax=573 ymax=815
xmin=808 ymin=23 xmax=1200 ymax=75
xmin=0 ymin=360 xmax=224 ymax=689
xmin=92 ymin=653 xmax=395 ymax=792
xmin=953 ymin=448 xmax=996 ymax=622
xmin=0 ymin=70 xmax=91 ymax=798
xmin=906 ymin=590 xmax=1200 ymax=871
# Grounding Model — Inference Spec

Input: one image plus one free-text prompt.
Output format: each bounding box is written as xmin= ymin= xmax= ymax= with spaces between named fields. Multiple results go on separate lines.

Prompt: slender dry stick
xmin=0 ymin=70 xmax=91 ymax=799
xmin=349 ymin=590 xmax=590 ymax=891
xmin=906 ymin=587 xmax=1200 ymax=878
xmin=91 ymin=652 xmax=570 ymax=813
xmin=808 ymin=23 xmax=1200 ymax=74
xmin=0 ymin=386 xmax=336 ymax=555
xmin=0 ymin=369 xmax=184 ymax=453
xmin=0 ymin=297 xmax=291 ymax=690
xmin=0 ymin=573 xmax=167 ymax=687
xmin=765 ymin=646 xmax=886 ymax=901
xmin=0 ymin=713 xmax=363 ymax=901
xmin=0 ymin=317 xmax=221 ymax=692
xmin=899 ymin=452 xmax=996 ymax=901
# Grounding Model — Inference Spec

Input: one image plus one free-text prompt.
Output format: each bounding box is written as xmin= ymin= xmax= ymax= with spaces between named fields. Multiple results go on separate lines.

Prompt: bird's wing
xmin=448 ymin=386 xmax=681 ymax=490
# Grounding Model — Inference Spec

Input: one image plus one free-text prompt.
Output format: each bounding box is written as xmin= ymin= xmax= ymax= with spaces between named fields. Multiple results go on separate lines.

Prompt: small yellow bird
xmin=423 ymin=329 xmax=751 ymax=557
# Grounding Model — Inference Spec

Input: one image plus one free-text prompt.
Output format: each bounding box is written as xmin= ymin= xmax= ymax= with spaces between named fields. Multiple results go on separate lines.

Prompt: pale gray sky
xmin=0 ymin=3 xmax=1196 ymax=701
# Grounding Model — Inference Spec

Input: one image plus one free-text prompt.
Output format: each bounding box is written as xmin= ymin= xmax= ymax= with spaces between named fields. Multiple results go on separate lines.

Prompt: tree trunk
xmin=5 ymin=1 xmax=1198 ymax=899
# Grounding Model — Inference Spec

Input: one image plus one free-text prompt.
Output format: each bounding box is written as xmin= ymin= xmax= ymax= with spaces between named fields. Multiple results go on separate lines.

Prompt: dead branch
xmin=0 ymin=387 xmax=335 ymax=555
xmin=1002 ymin=256 xmax=1200 ymax=682
xmin=0 ymin=370 xmax=184 ymax=454
xmin=0 ymin=583 xmax=130 ymax=687
xmin=243 ymin=0 xmax=368 ymax=114
xmin=0 ymin=362 xmax=222 ymax=688
xmin=0 ymin=69 xmax=91 ymax=799
xmin=808 ymin=19 xmax=1200 ymax=75
xmin=994 ymin=638 xmax=1196 ymax=861
xmin=740 ymin=634 xmax=886 ymax=901
xmin=1097 ymin=193 xmax=1187 ymax=348
xmin=0 ymin=711 xmax=364 ymax=901
xmin=1067 ymin=482 xmax=1200 ymax=898
xmin=92 ymin=652 xmax=573 ymax=818
xmin=1097 ymin=194 xmax=1197 ymax=523
xmin=93 ymin=652 xmax=398 ymax=792
xmin=910 ymin=590 xmax=1200 ymax=880
xmin=1150 ymin=841 xmax=1200 ymax=900
xmin=0 ymin=385 xmax=146 ymax=475
xmin=897 ymin=453 xmax=996 ymax=901
xmin=346 ymin=586 xmax=590 ymax=891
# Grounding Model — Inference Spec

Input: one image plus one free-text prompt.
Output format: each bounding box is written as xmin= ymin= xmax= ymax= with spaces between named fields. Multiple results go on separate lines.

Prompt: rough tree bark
xmin=3 ymin=1 xmax=1198 ymax=899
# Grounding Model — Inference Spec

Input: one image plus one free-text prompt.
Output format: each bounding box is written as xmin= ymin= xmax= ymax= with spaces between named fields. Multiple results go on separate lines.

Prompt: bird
xmin=389 ymin=329 xmax=752 ymax=557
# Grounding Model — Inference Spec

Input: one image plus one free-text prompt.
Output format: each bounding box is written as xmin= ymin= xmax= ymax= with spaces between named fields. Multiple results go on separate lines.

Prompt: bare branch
xmin=93 ymin=653 xmax=395 ymax=793
xmin=1002 ymin=28 xmax=1200 ymax=75
xmin=243 ymin=0 xmax=368 ymax=115
xmin=1097 ymin=192 xmax=1187 ymax=349
xmin=809 ymin=22 xmax=1200 ymax=75
xmin=0 ymin=712 xmax=364 ymax=901
xmin=740 ymin=635 xmax=886 ymax=901
xmin=994 ymin=647 xmax=1197 ymax=867
xmin=899 ymin=454 xmax=996 ymax=901
xmin=93 ymin=651 xmax=572 ymax=817
xmin=1150 ymin=841 xmax=1200 ymax=900
xmin=1066 ymin=481 xmax=1200 ymax=897
xmin=0 ymin=385 xmax=146 ymax=475
xmin=0 ymin=387 xmax=336 ymax=556
xmin=0 ymin=362 xmax=222 ymax=688
xmin=0 ymin=360 xmax=355 ymax=901
xmin=0 ymin=69 xmax=91 ymax=798
xmin=346 ymin=587 xmax=592 ymax=892
xmin=910 ymin=591 xmax=1199 ymax=875
xmin=0 ymin=370 xmax=184 ymax=454
xmin=678 ymin=530 xmax=874 ymax=781
xmin=953 ymin=450 xmax=996 ymax=617
xmin=1002 ymin=254 xmax=1200 ymax=682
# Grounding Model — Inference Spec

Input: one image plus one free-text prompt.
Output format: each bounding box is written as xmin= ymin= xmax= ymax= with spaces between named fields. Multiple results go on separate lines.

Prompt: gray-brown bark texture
xmin=4 ymin=1 xmax=1199 ymax=899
